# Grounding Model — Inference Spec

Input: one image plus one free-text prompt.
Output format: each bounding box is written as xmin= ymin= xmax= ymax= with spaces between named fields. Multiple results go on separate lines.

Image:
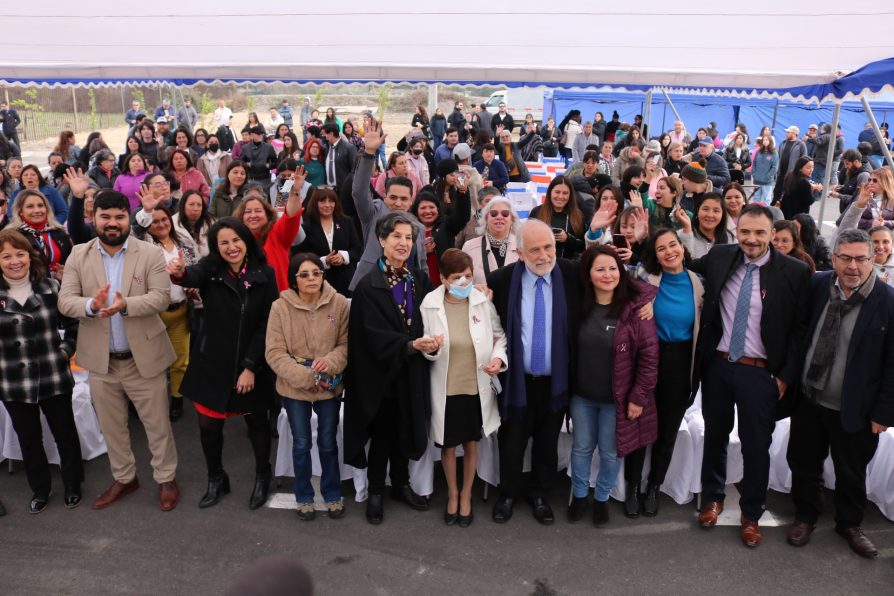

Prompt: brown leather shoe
xmin=698 ymin=500 xmax=724 ymax=528
xmin=836 ymin=526 xmax=878 ymax=559
xmin=159 ymin=480 xmax=179 ymax=512
xmin=787 ymin=520 xmax=815 ymax=547
xmin=740 ymin=516 xmax=762 ymax=548
xmin=92 ymin=478 xmax=140 ymax=510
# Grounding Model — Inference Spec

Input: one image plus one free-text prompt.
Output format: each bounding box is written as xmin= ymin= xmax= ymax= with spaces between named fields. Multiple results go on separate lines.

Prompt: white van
xmin=484 ymin=88 xmax=546 ymax=124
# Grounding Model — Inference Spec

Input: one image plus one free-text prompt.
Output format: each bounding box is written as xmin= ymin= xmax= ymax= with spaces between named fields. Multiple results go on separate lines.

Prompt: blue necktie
xmin=531 ymin=277 xmax=547 ymax=374
xmin=728 ymin=263 xmax=758 ymax=361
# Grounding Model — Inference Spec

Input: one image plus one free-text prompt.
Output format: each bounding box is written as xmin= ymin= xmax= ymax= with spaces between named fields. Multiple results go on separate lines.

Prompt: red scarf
xmin=21 ymin=216 xmax=62 ymax=269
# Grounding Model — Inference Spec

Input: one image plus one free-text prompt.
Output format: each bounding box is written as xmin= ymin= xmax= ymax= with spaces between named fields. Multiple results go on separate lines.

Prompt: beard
xmin=97 ymin=224 xmax=130 ymax=246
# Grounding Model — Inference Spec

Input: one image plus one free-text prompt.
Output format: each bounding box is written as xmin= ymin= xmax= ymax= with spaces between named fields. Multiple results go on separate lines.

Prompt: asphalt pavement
xmin=1 ymin=404 xmax=892 ymax=595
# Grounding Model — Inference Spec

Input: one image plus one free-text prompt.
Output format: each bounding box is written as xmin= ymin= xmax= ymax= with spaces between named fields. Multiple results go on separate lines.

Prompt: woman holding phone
xmin=529 ymin=176 xmax=586 ymax=260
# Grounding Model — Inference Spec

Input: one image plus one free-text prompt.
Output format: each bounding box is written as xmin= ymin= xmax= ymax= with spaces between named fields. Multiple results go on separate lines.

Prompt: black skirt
xmin=438 ymin=393 xmax=483 ymax=448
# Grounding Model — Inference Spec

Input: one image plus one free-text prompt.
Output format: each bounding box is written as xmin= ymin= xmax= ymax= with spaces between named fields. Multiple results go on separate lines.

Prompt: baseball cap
xmin=452 ymin=143 xmax=472 ymax=161
xmin=785 ymin=125 xmax=800 ymax=134
xmin=156 ymin=116 xmax=167 ymax=123
xmin=698 ymin=137 xmax=713 ymax=146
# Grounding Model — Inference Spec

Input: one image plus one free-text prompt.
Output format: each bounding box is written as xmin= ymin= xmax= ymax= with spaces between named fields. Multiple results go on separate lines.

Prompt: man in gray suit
xmin=348 ymin=121 xmax=430 ymax=291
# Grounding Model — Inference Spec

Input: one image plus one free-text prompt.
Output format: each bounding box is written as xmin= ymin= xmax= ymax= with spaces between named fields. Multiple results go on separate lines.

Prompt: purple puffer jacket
xmin=611 ymin=280 xmax=660 ymax=457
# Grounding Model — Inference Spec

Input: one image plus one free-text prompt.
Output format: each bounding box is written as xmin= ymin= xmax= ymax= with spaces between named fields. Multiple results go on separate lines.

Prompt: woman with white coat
xmin=420 ymin=249 xmax=507 ymax=528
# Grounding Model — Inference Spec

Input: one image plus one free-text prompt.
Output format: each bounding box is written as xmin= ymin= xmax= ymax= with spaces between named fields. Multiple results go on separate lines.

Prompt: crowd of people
xmin=0 ymin=96 xmax=892 ymax=561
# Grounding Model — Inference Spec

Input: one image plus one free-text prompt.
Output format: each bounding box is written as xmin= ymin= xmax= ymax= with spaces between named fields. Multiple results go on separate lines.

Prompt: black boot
xmin=366 ymin=494 xmax=384 ymax=524
xmin=593 ymin=499 xmax=609 ymax=527
xmin=624 ymin=481 xmax=641 ymax=518
xmin=643 ymin=483 xmax=660 ymax=517
xmin=169 ymin=397 xmax=183 ymax=422
xmin=568 ymin=496 xmax=588 ymax=522
xmin=199 ymin=472 xmax=231 ymax=509
xmin=248 ymin=468 xmax=271 ymax=510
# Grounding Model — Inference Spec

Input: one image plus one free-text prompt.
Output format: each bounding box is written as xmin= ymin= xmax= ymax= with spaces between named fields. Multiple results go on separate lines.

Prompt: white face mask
xmin=447 ymin=275 xmax=473 ymax=299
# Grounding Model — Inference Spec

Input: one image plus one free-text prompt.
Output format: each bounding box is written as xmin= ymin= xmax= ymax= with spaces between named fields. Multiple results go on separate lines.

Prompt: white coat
xmin=420 ymin=285 xmax=508 ymax=445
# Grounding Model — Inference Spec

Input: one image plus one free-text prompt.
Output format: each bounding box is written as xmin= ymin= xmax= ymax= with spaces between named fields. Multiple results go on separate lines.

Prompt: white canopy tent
xmin=2 ymin=1 xmax=894 ymax=103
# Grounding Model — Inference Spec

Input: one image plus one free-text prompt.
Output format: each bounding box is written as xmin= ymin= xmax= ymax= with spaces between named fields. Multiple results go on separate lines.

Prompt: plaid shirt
xmin=0 ymin=278 xmax=77 ymax=404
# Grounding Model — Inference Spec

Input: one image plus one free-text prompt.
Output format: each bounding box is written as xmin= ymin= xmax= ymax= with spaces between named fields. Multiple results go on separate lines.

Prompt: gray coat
xmin=348 ymin=154 xmax=429 ymax=291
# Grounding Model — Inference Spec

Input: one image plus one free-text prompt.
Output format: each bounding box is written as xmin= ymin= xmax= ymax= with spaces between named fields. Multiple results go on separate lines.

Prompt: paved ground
xmin=1 ymin=404 xmax=892 ymax=596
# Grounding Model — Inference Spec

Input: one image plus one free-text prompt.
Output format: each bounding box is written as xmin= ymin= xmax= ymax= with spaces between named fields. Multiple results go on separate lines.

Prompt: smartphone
xmin=612 ymin=234 xmax=630 ymax=250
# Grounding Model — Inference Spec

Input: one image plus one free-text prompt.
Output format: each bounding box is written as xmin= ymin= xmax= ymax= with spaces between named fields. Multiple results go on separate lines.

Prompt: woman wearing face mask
xmin=410 ymin=186 xmax=471 ymax=288
xmin=208 ymin=162 xmax=247 ymax=219
xmin=568 ymin=244 xmax=658 ymax=527
xmin=375 ymin=151 xmax=423 ymax=201
xmin=420 ymin=249 xmax=507 ymax=527
xmin=0 ymin=229 xmax=84 ymax=514
xmin=404 ymin=137 xmax=431 ymax=186
xmin=772 ymin=220 xmax=816 ymax=273
xmin=625 ymin=228 xmax=703 ymax=517
xmin=293 ymin=187 xmax=362 ymax=296
xmin=197 ymin=134 xmax=233 ymax=189
xmin=462 ymin=196 xmax=521 ymax=285
xmin=676 ymin=192 xmax=734 ymax=259
xmin=529 ymin=176 xmax=586 ymax=259
xmin=8 ymin=189 xmax=72 ymax=282
xmin=166 ymin=218 xmax=278 ymax=510
xmin=265 ymin=252 xmax=350 ymax=521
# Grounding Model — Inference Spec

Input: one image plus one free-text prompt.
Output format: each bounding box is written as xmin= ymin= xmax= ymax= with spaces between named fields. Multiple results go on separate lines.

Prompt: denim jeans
xmin=283 ymin=397 xmax=342 ymax=503
xmin=569 ymin=395 xmax=619 ymax=502
xmin=752 ymin=184 xmax=774 ymax=204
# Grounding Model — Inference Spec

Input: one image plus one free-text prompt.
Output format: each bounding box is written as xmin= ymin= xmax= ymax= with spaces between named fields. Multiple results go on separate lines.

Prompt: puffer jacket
xmin=265 ymin=282 xmax=349 ymax=402
xmin=610 ymin=280 xmax=660 ymax=457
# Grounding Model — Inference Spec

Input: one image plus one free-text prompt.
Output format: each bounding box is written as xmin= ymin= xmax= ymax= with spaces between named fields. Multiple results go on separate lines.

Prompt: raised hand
xmin=63 ymin=167 xmax=90 ymax=198
xmin=590 ymin=203 xmax=617 ymax=232
xmin=291 ymin=165 xmax=307 ymax=190
xmin=628 ymin=189 xmax=644 ymax=209
xmin=363 ymin=119 xmax=386 ymax=154
xmin=632 ymin=207 xmax=650 ymax=242
xmin=137 ymin=183 xmax=161 ymax=212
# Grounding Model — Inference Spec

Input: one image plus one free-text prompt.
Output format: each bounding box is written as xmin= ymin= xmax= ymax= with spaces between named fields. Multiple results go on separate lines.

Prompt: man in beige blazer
xmin=58 ymin=190 xmax=179 ymax=511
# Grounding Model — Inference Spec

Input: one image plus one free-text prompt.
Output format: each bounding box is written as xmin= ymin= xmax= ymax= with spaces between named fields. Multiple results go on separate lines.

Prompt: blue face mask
xmin=447 ymin=276 xmax=473 ymax=300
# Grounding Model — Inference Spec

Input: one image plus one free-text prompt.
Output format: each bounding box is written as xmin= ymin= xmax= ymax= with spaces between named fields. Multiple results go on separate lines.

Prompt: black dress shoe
xmin=248 ymin=469 xmax=271 ymax=510
xmin=642 ymin=484 xmax=660 ymax=517
xmin=568 ymin=496 xmax=588 ymax=522
xmin=624 ymin=481 xmax=641 ymax=518
xmin=199 ymin=472 xmax=231 ymax=509
xmin=64 ymin=484 xmax=82 ymax=509
xmin=492 ymin=497 xmax=514 ymax=523
xmin=391 ymin=485 xmax=428 ymax=511
xmin=593 ymin=499 xmax=609 ymax=527
xmin=29 ymin=492 xmax=50 ymax=514
xmin=527 ymin=496 xmax=555 ymax=525
xmin=366 ymin=494 xmax=384 ymax=524
xmin=0 ymin=498 xmax=6 ymax=517
xmin=836 ymin=526 xmax=878 ymax=559
xmin=444 ymin=507 xmax=458 ymax=525
xmin=169 ymin=397 xmax=183 ymax=422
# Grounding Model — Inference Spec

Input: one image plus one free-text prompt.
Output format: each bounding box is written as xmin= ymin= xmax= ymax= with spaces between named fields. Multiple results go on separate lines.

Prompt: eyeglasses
xmin=297 ymin=270 xmax=324 ymax=279
xmin=489 ymin=210 xmax=511 ymax=218
xmin=834 ymin=254 xmax=872 ymax=264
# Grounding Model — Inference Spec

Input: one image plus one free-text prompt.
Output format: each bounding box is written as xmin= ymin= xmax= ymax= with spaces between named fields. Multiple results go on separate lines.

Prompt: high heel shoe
xmin=458 ymin=495 xmax=473 ymax=527
xmin=199 ymin=472 xmax=231 ymax=509
xmin=248 ymin=468 xmax=271 ymax=510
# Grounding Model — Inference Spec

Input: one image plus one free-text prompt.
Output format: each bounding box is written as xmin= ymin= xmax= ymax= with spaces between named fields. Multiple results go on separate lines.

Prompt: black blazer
xmin=688 ymin=244 xmax=811 ymax=413
xmin=327 ymin=139 xmax=357 ymax=194
xmin=294 ymin=217 xmax=362 ymax=296
xmin=800 ymin=271 xmax=894 ymax=432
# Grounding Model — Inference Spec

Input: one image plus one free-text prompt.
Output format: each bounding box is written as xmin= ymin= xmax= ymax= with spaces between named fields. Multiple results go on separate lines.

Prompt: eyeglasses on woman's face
xmin=297 ymin=270 xmax=324 ymax=279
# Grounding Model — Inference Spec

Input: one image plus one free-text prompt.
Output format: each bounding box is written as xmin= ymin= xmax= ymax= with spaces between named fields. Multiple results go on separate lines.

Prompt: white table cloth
xmin=1 ymin=370 xmax=107 ymax=464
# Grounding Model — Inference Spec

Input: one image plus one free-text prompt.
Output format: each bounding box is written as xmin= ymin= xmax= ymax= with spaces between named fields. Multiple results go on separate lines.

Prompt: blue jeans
xmin=283 ymin=397 xmax=342 ymax=504
xmin=569 ymin=395 xmax=619 ymax=501
xmin=752 ymin=184 xmax=774 ymax=204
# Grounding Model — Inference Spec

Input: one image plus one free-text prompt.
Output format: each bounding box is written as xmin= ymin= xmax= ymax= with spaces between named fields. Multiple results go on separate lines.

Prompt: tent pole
xmin=770 ymin=101 xmax=779 ymax=136
xmin=660 ymin=89 xmax=682 ymax=123
xmin=428 ymin=83 xmax=438 ymax=119
xmin=816 ymin=102 xmax=841 ymax=233
xmin=860 ymin=96 xmax=894 ymax=170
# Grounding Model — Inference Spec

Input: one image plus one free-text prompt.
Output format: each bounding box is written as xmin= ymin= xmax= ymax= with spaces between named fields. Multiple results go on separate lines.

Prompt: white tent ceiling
xmin=2 ymin=1 xmax=894 ymax=95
